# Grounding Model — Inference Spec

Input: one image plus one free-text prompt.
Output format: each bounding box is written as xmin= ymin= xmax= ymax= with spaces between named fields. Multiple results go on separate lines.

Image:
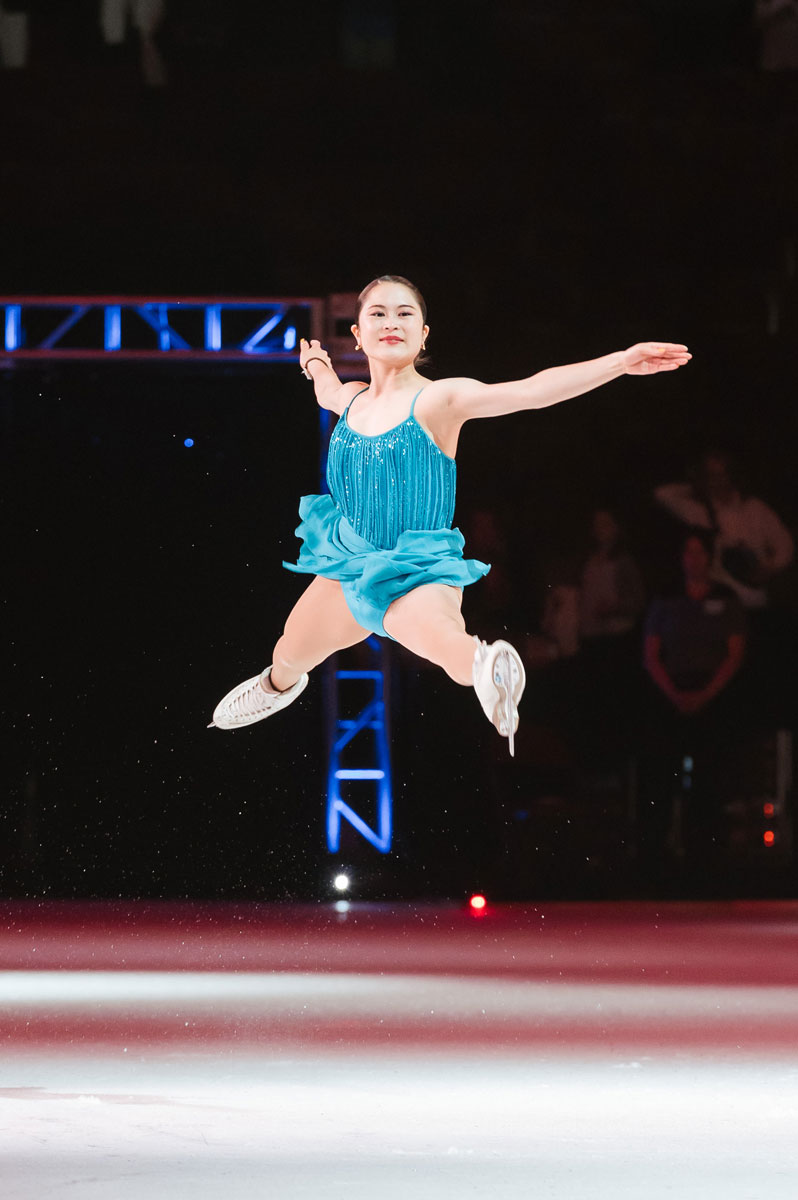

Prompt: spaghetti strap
xmin=345 ymin=385 xmax=369 ymax=416
xmin=409 ymin=387 xmax=425 ymax=417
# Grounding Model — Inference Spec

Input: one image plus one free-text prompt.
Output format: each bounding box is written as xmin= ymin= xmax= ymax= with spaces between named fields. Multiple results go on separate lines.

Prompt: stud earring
xmin=355 ymin=342 xmax=362 ymax=351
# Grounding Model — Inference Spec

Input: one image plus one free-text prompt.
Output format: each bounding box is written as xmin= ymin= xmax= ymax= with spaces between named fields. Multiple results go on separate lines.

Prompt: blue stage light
xmin=104 ymin=306 xmax=121 ymax=352
xmin=283 ymin=325 xmax=297 ymax=350
xmin=5 ymin=305 xmax=21 ymax=351
xmin=184 ymin=437 xmax=194 ymax=448
xmin=205 ymin=304 xmax=222 ymax=351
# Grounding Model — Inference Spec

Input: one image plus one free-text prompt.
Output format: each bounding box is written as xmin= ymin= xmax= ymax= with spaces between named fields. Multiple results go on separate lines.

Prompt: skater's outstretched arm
xmin=444 ymin=343 xmax=691 ymax=422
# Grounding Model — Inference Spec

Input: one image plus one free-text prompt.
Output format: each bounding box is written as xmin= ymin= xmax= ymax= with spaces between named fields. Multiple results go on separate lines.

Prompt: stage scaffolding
xmin=2 ymin=293 xmax=394 ymax=859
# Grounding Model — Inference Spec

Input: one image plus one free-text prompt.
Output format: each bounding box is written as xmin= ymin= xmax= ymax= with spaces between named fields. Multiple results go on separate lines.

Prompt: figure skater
xmin=209 ymin=275 xmax=690 ymax=754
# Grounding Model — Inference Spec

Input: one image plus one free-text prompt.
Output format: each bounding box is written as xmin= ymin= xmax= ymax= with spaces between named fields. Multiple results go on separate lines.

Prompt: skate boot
xmin=472 ymin=638 xmax=526 ymax=757
xmin=208 ymin=667 xmax=308 ymax=730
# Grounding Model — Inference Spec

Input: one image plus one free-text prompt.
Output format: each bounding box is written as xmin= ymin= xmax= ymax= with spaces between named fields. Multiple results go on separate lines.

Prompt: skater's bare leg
xmin=383 ymin=583 xmax=475 ymax=685
xmin=269 ymin=576 xmax=370 ymax=692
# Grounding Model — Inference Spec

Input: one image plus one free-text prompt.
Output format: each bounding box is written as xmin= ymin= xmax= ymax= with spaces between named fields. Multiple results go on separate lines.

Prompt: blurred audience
xmin=654 ymin=449 xmax=793 ymax=610
xmin=655 ymin=448 xmax=793 ymax=723
xmin=100 ymin=0 xmax=167 ymax=86
xmin=576 ymin=509 xmax=645 ymax=767
xmin=539 ymin=578 xmax=581 ymax=662
xmin=755 ymin=0 xmax=798 ymax=71
xmin=644 ymin=530 xmax=745 ymax=716
xmin=579 ymin=508 xmax=645 ymax=640
xmin=0 ymin=2 xmax=28 ymax=69
xmin=641 ymin=529 xmax=746 ymax=864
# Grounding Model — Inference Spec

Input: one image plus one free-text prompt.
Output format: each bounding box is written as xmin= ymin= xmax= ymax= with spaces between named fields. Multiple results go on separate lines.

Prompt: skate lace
xmin=229 ymin=680 xmax=273 ymax=719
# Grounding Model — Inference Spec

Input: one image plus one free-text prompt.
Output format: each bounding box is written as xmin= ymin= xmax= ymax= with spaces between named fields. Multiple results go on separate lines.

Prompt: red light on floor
xmin=763 ymin=803 xmax=775 ymax=817
xmin=469 ymin=894 xmax=487 ymax=912
xmin=764 ymin=830 xmax=776 ymax=846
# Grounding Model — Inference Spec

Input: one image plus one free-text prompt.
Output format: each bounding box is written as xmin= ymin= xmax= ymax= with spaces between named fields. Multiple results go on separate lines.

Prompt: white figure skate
xmin=472 ymin=638 xmax=526 ymax=756
xmin=208 ymin=667 xmax=308 ymax=730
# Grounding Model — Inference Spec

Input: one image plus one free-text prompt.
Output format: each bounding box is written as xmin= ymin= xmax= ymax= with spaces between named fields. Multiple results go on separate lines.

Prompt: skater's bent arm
xmin=299 ymin=337 xmax=348 ymax=414
xmin=445 ymin=343 xmax=691 ymax=422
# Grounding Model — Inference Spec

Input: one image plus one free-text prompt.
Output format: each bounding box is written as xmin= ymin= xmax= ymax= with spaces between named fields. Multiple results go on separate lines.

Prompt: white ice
xmin=1 ymin=901 xmax=797 ymax=1199
xmin=3 ymin=1045 xmax=798 ymax=1199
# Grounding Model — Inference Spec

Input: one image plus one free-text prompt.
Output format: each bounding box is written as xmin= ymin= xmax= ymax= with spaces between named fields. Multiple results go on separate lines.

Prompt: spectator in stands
xmin=654 ymin=449 xmax=793 ymax=611
xmin=755 ymin=0 xmax=798 ymax=72
xmin=100 ymin=0 xmax=167 ymax=87
xmin=576 ymin=508 xmax=645 ymax=767
xmin=655 ymin=448 xmax=793 ymax=723
xmin=641 ymin=529 xmax=746 ymax=867
xmin=0 ymin=2 xmax=29 ymax=69
xmin=644 ymin=530 xmax=745 ymax=716
xmin=580 ymin=509 xmax=645 ymax=641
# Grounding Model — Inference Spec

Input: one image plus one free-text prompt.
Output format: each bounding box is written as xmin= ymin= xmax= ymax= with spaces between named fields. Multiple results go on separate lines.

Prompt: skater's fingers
xmin=299 ymin=338 xmax=329 ymax=365
xmin=638 ymin=344 xmax=690 ymax=360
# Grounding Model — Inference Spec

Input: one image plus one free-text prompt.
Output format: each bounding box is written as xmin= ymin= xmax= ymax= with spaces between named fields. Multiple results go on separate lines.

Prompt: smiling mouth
xmin=380 ymin=337 xmax=403 ymax=343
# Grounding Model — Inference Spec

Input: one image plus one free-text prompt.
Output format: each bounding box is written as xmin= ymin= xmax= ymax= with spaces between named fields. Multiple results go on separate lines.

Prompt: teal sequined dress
xmin=283 ymin=387 xmax=490 ymax=636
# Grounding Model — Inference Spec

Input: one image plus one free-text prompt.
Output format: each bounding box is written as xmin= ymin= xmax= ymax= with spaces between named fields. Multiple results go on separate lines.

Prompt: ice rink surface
xmin=1 ymin=899 xmax=798 ymax=1199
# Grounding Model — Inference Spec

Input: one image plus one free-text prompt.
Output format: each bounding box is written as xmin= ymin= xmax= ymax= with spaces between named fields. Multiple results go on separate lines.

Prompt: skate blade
xmin=497 ymin=650 xmax=518 ymax=758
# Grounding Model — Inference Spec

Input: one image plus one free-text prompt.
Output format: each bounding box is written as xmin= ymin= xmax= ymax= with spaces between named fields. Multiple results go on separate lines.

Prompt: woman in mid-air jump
xmin=209 ymin=275 xmax=690 ymax=754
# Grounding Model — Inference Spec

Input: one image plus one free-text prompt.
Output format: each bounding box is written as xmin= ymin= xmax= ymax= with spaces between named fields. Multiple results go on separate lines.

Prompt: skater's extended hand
xmin=621 ymin=343 xmax=692 ymax=375
xmin=299 ymin=338 xmax=334 ymax=379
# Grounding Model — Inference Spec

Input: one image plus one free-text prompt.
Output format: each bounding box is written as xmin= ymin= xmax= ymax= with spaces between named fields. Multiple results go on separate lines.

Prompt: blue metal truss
xmin=325 ymin=667 xmax=393 ymax=854
xmin=3 ymin=292 xmax=394 ymax=859
xmin=318 ymin=403 xmax=393 ymax=856
xmin=1 ymin=296 xmax=324 ymax=360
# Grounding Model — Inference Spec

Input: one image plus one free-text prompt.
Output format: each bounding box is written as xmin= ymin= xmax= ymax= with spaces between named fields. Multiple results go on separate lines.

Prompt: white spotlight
xmin=333 ymin=873 xmax=350 ymax=892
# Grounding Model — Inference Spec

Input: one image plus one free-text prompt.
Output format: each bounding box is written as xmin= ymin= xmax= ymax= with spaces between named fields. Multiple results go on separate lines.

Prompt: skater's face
xmin=682 ymin=535 xmax=711 ymax=581
xmin=352 ymin=282 xmax=429 ymax=365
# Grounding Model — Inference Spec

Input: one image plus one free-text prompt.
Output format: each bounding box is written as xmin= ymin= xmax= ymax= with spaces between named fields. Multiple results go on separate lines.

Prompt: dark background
xmin=2 ymin=0 xmax=797 ymax=902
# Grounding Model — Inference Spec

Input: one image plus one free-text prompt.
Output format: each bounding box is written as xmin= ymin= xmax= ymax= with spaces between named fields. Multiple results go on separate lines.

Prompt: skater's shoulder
xmin=341 ymin=379 xmax=370 ymax=401
xmin=325 ymin=379 xmax=369 ymax=417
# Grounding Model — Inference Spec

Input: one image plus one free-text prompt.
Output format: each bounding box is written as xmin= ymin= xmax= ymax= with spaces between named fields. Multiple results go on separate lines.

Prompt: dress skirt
xmin=283 ymin=493 xmax=490 ymax=637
